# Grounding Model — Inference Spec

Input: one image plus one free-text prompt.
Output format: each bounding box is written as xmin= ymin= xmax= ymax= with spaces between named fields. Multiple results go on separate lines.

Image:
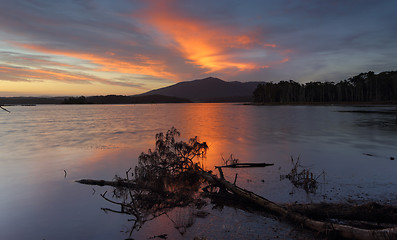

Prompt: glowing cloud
xmin=0 ymin=64 xmax=140 ymax=88
xmin=12 ymin=43 xmax=176 ymax=80
xmin=1 ymin=0 xmax=393 ymax=97
xmin=137 ymin=1 xmax=284 ymax=73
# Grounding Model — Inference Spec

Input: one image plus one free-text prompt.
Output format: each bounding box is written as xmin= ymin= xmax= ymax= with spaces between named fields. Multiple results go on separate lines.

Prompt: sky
xmin=1 ymin=0 xmax=397 ymax=97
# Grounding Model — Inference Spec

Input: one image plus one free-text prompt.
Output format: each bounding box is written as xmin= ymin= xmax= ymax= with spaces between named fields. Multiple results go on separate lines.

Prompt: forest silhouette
xmin=2 ymin=71 xmax=397 ymax=105
xmin=253 ymin=71 xmax=397 ymax=104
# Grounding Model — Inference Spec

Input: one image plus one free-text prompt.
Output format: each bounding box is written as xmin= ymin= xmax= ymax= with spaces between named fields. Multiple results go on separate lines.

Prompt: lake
xmin=1 ymin=103 xmax=397 ymax=239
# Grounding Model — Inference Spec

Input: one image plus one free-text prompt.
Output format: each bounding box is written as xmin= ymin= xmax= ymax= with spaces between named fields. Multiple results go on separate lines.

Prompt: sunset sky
xmin=1 ymin=0 xmax=396 ymax=97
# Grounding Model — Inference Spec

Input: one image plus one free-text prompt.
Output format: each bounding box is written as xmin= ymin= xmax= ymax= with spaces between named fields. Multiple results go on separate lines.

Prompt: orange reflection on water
xmin=179 ymin=104 xmax=252 ymax=170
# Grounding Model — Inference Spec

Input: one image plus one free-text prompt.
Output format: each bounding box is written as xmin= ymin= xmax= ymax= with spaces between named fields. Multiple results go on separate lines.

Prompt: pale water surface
xmin=1 ymin=103 xmax=396 ymax=239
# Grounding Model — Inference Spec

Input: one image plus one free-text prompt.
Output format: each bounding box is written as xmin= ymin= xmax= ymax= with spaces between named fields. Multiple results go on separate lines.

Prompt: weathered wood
xmin=214 ymin=167 xmax=225 ymax=179
xmin=77 ymin=171 xmax=397 ymax=239
xmin=199 ymin=170 xmax=397 ymax=240
xmin=215 ymin=162 xmax=274 ymax=168
xmin=76 ymin=179 xmax=136 ymax=188
xmin=283 ymin=202 xmax=397 ymax=224
xmin=0 ymin=106 xmax=10 ymax=113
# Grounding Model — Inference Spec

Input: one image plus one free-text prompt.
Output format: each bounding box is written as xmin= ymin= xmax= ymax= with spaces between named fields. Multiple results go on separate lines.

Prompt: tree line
xmin=62 ymin=94 xmax=191 ymax=104
xmin=253 ymin=71 xmax=397 ymax=103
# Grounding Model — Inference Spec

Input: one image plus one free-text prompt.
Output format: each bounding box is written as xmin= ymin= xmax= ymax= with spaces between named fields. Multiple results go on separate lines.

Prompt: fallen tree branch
xmin=76 ymin=128 xmax=397 ymax=240
xmin=76 ymin=171 xmax=397 ymax=240
xmin=215 ymin=162 xmax=274 ymax=168
xmin=0 ymin=106 xmax=10 ymax=113
xmin=199 ymin=170 xmax=397 ymax=240
xmin=283 ymin=202 xmax=397 ymax=224
xmin=76 ymin=179 xmax=136 ymax=188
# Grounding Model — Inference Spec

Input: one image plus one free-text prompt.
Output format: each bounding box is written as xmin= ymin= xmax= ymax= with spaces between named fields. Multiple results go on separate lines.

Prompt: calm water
xmin=1 ymin=103 xmax=396 ymax=239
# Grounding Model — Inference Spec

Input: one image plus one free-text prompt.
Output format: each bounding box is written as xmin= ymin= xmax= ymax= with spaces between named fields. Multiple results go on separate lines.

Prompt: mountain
xmin=0 ymin=77 xmax=262 ymax=104
xmin=139 ymin=77 xmax=262 ymax=102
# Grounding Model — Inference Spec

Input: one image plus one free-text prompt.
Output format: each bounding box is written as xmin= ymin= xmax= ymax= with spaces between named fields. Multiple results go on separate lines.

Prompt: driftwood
xmin=199 ymin=170 xmax=397 ymax=240
xmin=214 ymin=162 xmax=274 ymax=184
xmin=0 ymin=106 xmax=10 ymax=113
xmin=283 ymin=202 xmax=397 ymax=225
xmin=78 ymin=171 xmax=397 ymax=239
xmin=215 ymin=162 xmax=274 ymax=168
xmin=76 ymin=179 xmax=136 ymax=188
xmin=75 ymin=128 xmax=397 ymax=239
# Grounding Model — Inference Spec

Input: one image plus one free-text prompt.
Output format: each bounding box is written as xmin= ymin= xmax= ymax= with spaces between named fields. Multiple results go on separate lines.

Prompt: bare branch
xmin=0 ymin=106 xmax=10 ymax=113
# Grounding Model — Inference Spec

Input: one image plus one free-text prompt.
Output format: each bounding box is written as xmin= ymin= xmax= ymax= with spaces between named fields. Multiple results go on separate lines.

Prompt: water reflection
xmin=181 ymin=104 xmax=231 ymax=169
xmin=1 ymin=104 xmax=397 ymax=239
xmin=79 ymin=128 xmax=210 ymax=239
xmin=179 ymin=103 xmax=260 ymax=170
xmin=99 ymin=180 xmax=206 ymax=239
xmin=81 ymin=127 xmax=288 ymax=239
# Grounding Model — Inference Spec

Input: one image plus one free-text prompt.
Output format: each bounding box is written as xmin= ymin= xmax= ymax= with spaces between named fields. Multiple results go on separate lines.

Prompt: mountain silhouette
xmin=139 ymin=77 xmax=262 ymax=102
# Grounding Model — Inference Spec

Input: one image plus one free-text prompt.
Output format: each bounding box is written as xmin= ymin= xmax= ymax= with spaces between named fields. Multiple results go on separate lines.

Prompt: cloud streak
xmin=0 ymin=63 xmax=143 ymax=88
xmin=136 ymin=1 xmax=288 ymax=74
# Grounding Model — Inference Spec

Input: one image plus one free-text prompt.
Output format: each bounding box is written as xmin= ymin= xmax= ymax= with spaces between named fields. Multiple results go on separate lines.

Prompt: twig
xmin=233 ymin=173 xmax=238 ymax=185
xmin=101 ymin=191 xmax=123 ymax=206
xmin=101 ymin=207 xmax=130 ymax=215
xmin=126 ymin=167 xmax=132 ymax=180
xmin=215 ymin=167 xmax=225 ymax=179
xmin=0 ymin=106 xmax=10 ymax=113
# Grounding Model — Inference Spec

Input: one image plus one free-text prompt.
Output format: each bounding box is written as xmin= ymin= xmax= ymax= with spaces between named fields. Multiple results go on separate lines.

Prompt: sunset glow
xmin=14 ymin=43 xmax=176 ymax=79
xmin=138 ymin=1 xmax=274 ymax=73
xmin=1 ymin=0 xmax=396 ymax=96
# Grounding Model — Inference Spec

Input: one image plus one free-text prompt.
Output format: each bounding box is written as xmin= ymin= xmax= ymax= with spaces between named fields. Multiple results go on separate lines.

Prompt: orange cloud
xmin=0 ymin=66 xmax=14 ymax=72
xmin=264 ymin=43 xmax=277 ymax=48
xmin=0 ymin=64 xmax=143 ymax=88
xmin=18 ymin=56 xmax=83 ymax=69
xmin=1 ymin=65 xmax=92 ymax=83
xmin=137 ymin=1 xmax=280 ymax=73
xmin=12 ymin=42 xmax=175 ymax=80
xmin=34 ymin=69 xmax=94 ymax=82
xmin=280 ymin=57 xmax=289 ymax=63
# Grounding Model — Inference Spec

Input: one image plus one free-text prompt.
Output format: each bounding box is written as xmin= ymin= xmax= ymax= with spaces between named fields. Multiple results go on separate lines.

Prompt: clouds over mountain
xmin=0 ymin=0 xmax=396 ymax=96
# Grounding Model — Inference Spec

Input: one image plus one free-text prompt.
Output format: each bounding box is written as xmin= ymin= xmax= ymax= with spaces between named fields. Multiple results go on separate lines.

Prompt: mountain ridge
xmin=0 ymin=77 xmax=263 ymax=104
xmin=139 ymin=77 xmax=262 ymax=102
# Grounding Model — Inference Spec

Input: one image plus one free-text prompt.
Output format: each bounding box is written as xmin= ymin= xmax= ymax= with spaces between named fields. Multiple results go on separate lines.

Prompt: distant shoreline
xmin=3 ymin=101 xmax=397 ymax=107
xmin=246 ymin=101 xmax=397 ymax=106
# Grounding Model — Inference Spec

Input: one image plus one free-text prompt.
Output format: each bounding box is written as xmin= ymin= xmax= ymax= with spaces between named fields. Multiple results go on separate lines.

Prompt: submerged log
xmin=216 ymin=162 xmax=274 ymax=168
xmin=199 ymin=170 xmax=397 ymax=240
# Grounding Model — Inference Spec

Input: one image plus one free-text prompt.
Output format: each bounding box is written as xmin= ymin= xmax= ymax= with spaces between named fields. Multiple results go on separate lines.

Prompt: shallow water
xmin=1 ymin=103 xmax=396 ymax=239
